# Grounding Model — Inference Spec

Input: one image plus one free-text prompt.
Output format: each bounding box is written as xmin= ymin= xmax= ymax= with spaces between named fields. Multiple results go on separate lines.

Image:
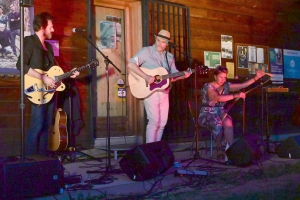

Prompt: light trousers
xmin=143 ymin=91 xmax=169 ymax=143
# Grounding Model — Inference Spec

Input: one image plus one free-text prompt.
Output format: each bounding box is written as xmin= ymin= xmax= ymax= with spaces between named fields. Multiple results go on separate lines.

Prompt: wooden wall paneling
xmin=169 ymin=0 xmax=283 ymax=19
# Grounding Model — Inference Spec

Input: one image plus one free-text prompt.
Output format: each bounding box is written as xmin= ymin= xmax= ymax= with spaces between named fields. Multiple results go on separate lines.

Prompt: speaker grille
xmin=120 ymin=141 xmax=174 ymax=181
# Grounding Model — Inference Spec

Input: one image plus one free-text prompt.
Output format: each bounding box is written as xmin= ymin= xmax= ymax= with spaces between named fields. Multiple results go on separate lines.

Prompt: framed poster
xmin=221 ymin=35 xmax=233 ymax=59
xmin=204 ymin=51 xmax=221 ymax=68
xmin=0 ymin=0 xmax=34 ymax=74
xmin=237 ymin=45 xmax=248 ymax=69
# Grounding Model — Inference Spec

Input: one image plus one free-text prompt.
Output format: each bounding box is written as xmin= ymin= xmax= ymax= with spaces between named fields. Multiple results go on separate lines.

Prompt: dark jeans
xmin=26 ymin=97 xmax=55 ymax=157
xmin=10 ymin=29 xmax=20 ymax=55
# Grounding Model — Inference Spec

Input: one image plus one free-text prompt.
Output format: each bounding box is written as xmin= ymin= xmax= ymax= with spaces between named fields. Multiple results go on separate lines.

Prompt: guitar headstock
xmin=89 ymin=59 xmax=99 ymax=69
xmin=196 ymin=65 xmax=209 ymax=74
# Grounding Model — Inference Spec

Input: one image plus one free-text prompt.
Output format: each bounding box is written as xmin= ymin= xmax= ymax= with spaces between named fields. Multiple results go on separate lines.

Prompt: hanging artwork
xmin=99 ymin=21 xmax=117 ymax=49
xmin=237 ymin=46 xmax=248 ymax=69
xmin=221 ymin=35 xmax=233 ymax=59
xmin=204 ymin=51 xmax=221 ymax=68
xmin=0 ymin=0 xmax=34 ymax=74
xmin=106 ymin=15 xmax=122 ymax=42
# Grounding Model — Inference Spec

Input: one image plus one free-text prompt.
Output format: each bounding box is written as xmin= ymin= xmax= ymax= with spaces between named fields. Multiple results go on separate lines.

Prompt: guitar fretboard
xmin=161 ymin=69 xmax=195 ymax=80
xmin=55 ymin=59 xmax=98 ymax=82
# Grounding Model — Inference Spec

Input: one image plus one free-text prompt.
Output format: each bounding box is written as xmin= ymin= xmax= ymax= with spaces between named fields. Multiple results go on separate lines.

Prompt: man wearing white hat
xmin=127 ymin=29 xmax=191 ymax=143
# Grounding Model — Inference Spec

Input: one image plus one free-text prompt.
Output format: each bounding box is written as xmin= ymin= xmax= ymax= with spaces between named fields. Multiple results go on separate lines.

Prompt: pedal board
xmin=174 ymin=169 xmax=208 ymax=177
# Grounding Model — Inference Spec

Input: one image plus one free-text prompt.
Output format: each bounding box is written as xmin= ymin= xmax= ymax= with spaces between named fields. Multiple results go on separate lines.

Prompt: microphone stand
xmin=76 ymin=32 xmax=121 ymax=177
xmin=19 ymin=1 xmax=34 ymax=160
xmin=169 ymin=45 xmax=219 ymax=166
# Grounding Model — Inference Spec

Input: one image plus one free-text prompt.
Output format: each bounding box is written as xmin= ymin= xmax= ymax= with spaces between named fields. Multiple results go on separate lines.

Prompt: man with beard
xmin=16 ymin=12 xmax=79 ymax=157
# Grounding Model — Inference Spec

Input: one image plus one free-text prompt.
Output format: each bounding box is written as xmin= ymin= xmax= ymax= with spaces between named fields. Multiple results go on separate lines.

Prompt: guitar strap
xmin=164 ymin=51 xmax=173 ymax=89
xmin=53 ymin=56 xmax=60 ymax=66
xmin=164 ymin=51 xmax=171 ymax=72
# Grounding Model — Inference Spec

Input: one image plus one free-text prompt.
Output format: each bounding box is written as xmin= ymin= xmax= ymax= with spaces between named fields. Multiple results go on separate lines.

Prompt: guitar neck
xmin=56 ymin=64 xmax=91 ymax=82
xmin=161 ymin=69 xmax=195 ymax=80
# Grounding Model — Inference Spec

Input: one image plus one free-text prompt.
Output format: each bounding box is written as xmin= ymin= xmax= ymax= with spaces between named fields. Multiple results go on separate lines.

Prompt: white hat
xmin=155 ymin=29 xmax=171 ymax=41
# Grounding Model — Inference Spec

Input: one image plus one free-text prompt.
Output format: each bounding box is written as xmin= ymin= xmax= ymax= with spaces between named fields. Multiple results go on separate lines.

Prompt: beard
xmin=45 ymin=32 xmax=52 ymax=39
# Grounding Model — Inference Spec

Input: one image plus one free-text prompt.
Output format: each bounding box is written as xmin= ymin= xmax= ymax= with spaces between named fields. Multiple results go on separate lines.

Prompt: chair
xmin=187 ymin=99 xmax=213 ymax=158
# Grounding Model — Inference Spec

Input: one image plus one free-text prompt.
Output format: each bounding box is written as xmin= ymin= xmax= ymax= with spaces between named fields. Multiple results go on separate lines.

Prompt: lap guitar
xmin=24 ymin=59 xmax=99 ymax=105
xmin=128 ymin=66 xmax=206 ymax=99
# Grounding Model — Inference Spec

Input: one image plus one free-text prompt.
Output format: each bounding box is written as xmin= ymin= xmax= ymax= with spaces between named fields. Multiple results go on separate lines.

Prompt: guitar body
xmin=48 ymin=108 xmax=68 ymax=152
xmin=24 ymin=66 xmax=66 ymax=104
xmin=128 ymin=67 xmax=170 ymax=99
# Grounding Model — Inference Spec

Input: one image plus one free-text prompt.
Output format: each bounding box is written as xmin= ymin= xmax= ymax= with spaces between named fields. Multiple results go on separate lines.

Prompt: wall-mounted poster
xmin=257 ymin=48 xmax=264 ymax=63
xmin=248 ymin=46 xmax=256 ymax=62
xmin=204 ymin=51 xmax=221 ymax=68
xmin=269 ymin=48 xmax=283 ymax=82
xmin=221 ymin=35 xmax=233 ymax=59
xmin=248 ymin=63 xmax=268 ymax=74
xmin=237 ymin=46 xmax=248 ymax=68
xmin=99 ymin=21 xmax=117 ymax=49
xmin=0 ymin=0 xmax=34 ymax=74
xmin=283 ymin=49 xmax=300 ymax=79
xmin=106 ymin=15 xmax=121 ymax=42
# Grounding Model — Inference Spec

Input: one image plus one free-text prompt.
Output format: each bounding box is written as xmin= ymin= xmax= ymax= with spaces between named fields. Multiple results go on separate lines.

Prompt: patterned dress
xmin=198 ymin=82 xmax=231 ymax=137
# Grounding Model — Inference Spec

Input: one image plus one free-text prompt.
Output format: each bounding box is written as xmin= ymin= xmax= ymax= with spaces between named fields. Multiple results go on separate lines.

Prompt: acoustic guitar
xmin=48 ymin=108 xmax=68 ymax=152
xmin=24 ymin=59 xmax=99 ymax=105
xmin=128 ymin=66 xmax=206 ymax=99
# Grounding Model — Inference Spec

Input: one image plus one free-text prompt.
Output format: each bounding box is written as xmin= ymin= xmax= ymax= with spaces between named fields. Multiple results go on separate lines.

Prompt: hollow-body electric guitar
xmin=48 ymin=108 xmax=68 ymax=152
xmin=24 ymin=59 xmax=99 ymax=105
xmin=128 ymin=66 xmax=207 ymax=99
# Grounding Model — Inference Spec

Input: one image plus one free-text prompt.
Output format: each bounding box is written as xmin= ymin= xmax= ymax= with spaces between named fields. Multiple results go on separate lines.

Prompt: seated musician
xmin=198 ymin=65 xmax=265 ymax=161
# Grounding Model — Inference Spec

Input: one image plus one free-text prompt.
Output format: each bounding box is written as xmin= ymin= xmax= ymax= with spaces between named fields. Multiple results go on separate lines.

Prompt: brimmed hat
xmin=155 ymin=29 xmax=170 ymax=41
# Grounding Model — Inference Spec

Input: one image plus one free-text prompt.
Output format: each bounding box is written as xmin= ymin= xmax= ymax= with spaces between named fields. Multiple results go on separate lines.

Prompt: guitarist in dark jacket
xmin=16 ymin=12 xmax=79 ymax=157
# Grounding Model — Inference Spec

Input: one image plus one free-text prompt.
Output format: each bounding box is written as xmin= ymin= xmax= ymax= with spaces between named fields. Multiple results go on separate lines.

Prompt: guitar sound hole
xmin=154 ymin=75 xmax=161 ymax=83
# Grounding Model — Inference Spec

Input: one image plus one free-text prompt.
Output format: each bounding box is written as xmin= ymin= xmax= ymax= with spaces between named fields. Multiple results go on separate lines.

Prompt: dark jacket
xmin=0 ymin=29 xmax=11 ymax=48
xmin=16 ymin=34 xmax=54 ymax=74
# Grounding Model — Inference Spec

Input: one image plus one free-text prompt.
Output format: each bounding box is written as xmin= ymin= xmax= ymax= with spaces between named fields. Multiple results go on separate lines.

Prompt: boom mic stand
xmin=169 ymin=44 xmax=218 ymax=167
xmin=75 ymin=31 xmax=121 ymax=177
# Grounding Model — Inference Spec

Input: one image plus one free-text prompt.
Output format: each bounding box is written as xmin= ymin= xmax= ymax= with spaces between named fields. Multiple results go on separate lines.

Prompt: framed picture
xmin=0 ymin=0 xmax=34 ymax=74
xmin=204 ymin=51 xmax=221 ymax=68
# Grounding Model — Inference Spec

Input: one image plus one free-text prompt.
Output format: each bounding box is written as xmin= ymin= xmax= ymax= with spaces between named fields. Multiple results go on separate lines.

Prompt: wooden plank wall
xmin=0 ymin=0 xmax=300 ymax=156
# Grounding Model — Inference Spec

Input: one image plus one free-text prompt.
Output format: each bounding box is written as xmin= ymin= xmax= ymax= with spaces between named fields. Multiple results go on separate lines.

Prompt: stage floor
xmin=18 ymin=134 xmax=300 ymax=200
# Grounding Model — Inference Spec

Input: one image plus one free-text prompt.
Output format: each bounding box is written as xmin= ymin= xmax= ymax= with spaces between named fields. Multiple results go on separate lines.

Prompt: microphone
xmin=72 ymin=28 xmax=86 ymax=33
xmin=167 ymin=41 xmax=177 ymax=48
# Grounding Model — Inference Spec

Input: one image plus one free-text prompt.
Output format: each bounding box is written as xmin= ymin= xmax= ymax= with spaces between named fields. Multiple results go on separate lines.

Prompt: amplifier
xmin=0 ymin=155 xmax=62 ymax=199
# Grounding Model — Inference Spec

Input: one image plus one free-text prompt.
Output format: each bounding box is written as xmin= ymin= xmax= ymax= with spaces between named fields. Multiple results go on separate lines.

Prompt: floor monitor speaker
xmin=0 ymin=155 xmax=62 ymax=199
xmin=275 ymin=135 xmax=300 ymax=158
xmin=225 ymin=134 xmax=265 ymax=167
xmin=120 ymin=140 xmax=174 ymax=181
